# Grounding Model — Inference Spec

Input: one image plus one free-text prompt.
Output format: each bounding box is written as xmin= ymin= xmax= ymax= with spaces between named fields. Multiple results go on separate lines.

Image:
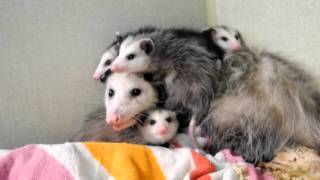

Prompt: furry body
xmin=204 ymin=49 xmax=320 ymax=163
xmin=111 ymin=28 xmax=221 ymax=122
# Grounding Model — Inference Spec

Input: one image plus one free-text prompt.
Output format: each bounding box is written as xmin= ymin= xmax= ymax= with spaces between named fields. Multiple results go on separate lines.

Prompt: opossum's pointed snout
xmin=158 ymin=126 xmax=169 ymax=135
xmin=106 ymin=112 xmax=120 ymax=125
xmin=106 ymin=111 xmax=137 ymax=131
xmin=232 ymin=43 xmax=241 ymax=51
xmin=111 ymin=64 xmax=126 ymax=72
xmin=92 ymin=72 xmax=101 ymax=80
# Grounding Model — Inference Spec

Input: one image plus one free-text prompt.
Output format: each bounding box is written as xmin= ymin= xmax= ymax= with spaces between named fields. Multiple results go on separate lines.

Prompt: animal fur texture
xmin=112 ymin=28 xmax=222 ymax=121
xmin=203 ymin=49 xmax=320 ymax=163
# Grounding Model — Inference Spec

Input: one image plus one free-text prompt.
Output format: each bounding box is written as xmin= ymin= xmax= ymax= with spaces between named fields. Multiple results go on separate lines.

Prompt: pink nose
xmin=111 ymin=64 xmax=124 ymax=72
xmin=232 ymin=43 xmax=241 ymax=51
xmin=92 ymin=73 xmax=100 ymax=80
xmin=158 ymin=126 xmax=169 ymax=135
xmin=106 ymin=112 xmax=120 ymax=125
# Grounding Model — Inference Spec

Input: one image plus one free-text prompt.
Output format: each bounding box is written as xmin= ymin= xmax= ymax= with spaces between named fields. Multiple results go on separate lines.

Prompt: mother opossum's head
xmin=111 ymin=36 xmax=154 ymax=73
xmin=105 ymin=73 xmax=157 ymax=131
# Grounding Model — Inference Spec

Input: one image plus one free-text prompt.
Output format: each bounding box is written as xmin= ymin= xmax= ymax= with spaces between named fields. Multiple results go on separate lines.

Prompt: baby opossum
xmin=110 ymin=28 xmax=220 ymax=125
xmin=203 ymin=49 xmax=320 ymax=163
xmin=93 ymin=27 xmax=159 ymax=83
xmin=202 ymin=26 xmax=245 ymax=59
xmin=92 ymin=43 xmax=118 ymax=82
xmin=138 ymin=109 xmax=179 ymax=145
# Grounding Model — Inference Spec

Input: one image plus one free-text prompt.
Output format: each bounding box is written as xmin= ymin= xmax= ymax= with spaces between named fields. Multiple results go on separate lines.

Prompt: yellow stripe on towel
xmin=84 ymin=142 xmax=165 ymax=180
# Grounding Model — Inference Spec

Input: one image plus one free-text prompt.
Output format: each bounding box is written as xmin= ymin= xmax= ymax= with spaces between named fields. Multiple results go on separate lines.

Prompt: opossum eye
xmin=130 ymin=88 xmax=141 ymax=97
xmin=104 ymin=59 xmax=112 ymax=66
xmin=108 ymin=89 xmax=115 ymax=98
xmin=149 ymin=119 xmax=156 ymax=125
xmin=235 ymin=34 xmax=240 ymax=40
xmin=221 ymin=36 xmax=228 ymax=41
xmin=165 ymin=117 xmax=172 ymax=123
xmin=127 ymin=54 xmax=135 ymax=60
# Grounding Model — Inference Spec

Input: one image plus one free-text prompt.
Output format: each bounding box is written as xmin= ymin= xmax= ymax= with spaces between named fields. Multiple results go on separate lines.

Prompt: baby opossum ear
xmin=140 ymin=39 xmax=154 ymax=54
xmin=201 ymin=27 xmax=216 ymax=37
xmin=142 ymin=73 xmax=155 ymax=82
xmin=115 ymin=31 xmax=123 ymax=42
xmin=155 ymin=84 xmax=167 ymax=107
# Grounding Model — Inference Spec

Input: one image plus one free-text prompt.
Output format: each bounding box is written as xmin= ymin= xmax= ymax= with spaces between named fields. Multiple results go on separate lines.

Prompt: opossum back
xmin=204 ymin=49 xmax=320 ymax=163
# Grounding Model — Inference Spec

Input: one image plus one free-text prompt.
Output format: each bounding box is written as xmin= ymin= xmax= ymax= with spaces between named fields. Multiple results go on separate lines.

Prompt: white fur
xmin=139 ymin=109 xmax=179 ymax=144
xmin=105 ymin=73 xmax=157 ymax=129
xmin=211 ymin=26 xmax=242 ymax=54
xmin=93 ymin=46 xmax=118 ymax=79
xmin=111 ymin=36 xmax=152 ymax=73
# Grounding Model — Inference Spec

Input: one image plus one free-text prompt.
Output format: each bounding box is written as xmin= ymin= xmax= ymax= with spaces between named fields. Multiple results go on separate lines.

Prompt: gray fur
xmin=203 ymin=49 xmax=320 ymax=163
xmin=135 ymin=28 xmax=221 ymax=121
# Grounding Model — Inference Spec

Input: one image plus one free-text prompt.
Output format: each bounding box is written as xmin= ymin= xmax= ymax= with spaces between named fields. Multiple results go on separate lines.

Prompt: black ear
xmin=140 ymin=39 xmax=154 ymax=54
xmin=142 ymin=73 xmax=154 ymax=82
xmin=201 ymin=27 xmax=216 ymax=36
xmin=155 ymin=84 xmax=167 ymax=108
xmin=115 ymin=32 xmax=123 ymax=43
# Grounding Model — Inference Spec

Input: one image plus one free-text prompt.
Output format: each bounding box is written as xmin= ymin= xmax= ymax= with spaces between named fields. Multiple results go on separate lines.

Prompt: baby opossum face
xmin=139 ymin=109 xmax=179 ymax=145
xmin=92 ymin=45 xmax=118 ymax=82
xmin=111 ymin=36 xmax=154 ymax=73
xmin=105 ymin=73 xmax=157 ymax=131
xmin=205 ymin=26 xmax=243 ymax=54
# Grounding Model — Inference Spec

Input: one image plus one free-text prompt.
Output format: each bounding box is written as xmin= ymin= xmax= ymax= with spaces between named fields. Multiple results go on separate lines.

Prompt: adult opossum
xmin=203 ymin=49 xmax=320 ymax=163
xmin=70 ymin=72 xmax=166 ymax=142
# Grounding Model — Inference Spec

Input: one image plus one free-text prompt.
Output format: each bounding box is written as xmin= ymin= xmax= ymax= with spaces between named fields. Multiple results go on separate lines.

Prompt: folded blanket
xmin=0 ymin=142 xmax=272 ymax=180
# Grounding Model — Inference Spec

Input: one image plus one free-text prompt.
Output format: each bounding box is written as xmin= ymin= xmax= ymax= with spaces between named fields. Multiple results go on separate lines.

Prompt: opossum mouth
xmin=112 ymin=115 xmax=138 ymax=131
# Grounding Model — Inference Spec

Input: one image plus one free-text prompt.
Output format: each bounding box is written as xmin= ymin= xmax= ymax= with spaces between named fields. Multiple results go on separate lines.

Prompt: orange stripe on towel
xmin=190 ymin=151 xmax=216 ymax=180
xmin=84 ymin=142 xmax=165 ymax=180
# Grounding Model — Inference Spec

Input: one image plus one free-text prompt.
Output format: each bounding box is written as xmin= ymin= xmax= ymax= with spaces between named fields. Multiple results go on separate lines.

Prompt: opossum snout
xmin=157 ymin=125 xmax=169 ymax=135
xmin=92 ymin=72 xmax=101 ymax=80
xmin=111 ymin=64 xmax=126 ymax=72
xmin=106 ymin=112 xmax=121 ymax=125
xmin=231 ymin=43 xmax=241 ymax=51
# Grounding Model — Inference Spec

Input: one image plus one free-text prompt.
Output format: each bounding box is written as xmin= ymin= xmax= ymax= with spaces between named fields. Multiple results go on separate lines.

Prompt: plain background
xmin=0 ymin=0 xmax=207 ymax=148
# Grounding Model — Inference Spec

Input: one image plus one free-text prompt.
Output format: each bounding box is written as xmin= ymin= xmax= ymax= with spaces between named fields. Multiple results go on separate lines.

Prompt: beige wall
xmin=213 ymin=0 xmax=320 ymax=78
xmin=0 ymin=0 xmax=207 ymax=148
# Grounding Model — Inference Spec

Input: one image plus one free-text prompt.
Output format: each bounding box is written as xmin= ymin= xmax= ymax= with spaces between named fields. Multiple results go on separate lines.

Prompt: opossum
xmin=203 ymin=49 xmax=320 ymax=163
xmin=92 ymin=43 xmax=118 ymax=82
xmin=70 ymin=72 xmax=165 ymax=141
xmin=105 ymin=72 xmax=160 ymax=131
xmin=202 ymin=26 xmax=246 ymax=59
xmin=110 ymin=28 xmax=220 ymax=127
xmin=138 ymin=109 xmax=179 ymax=145
xmin=93 ymin=27 xmax=159 ymax=83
